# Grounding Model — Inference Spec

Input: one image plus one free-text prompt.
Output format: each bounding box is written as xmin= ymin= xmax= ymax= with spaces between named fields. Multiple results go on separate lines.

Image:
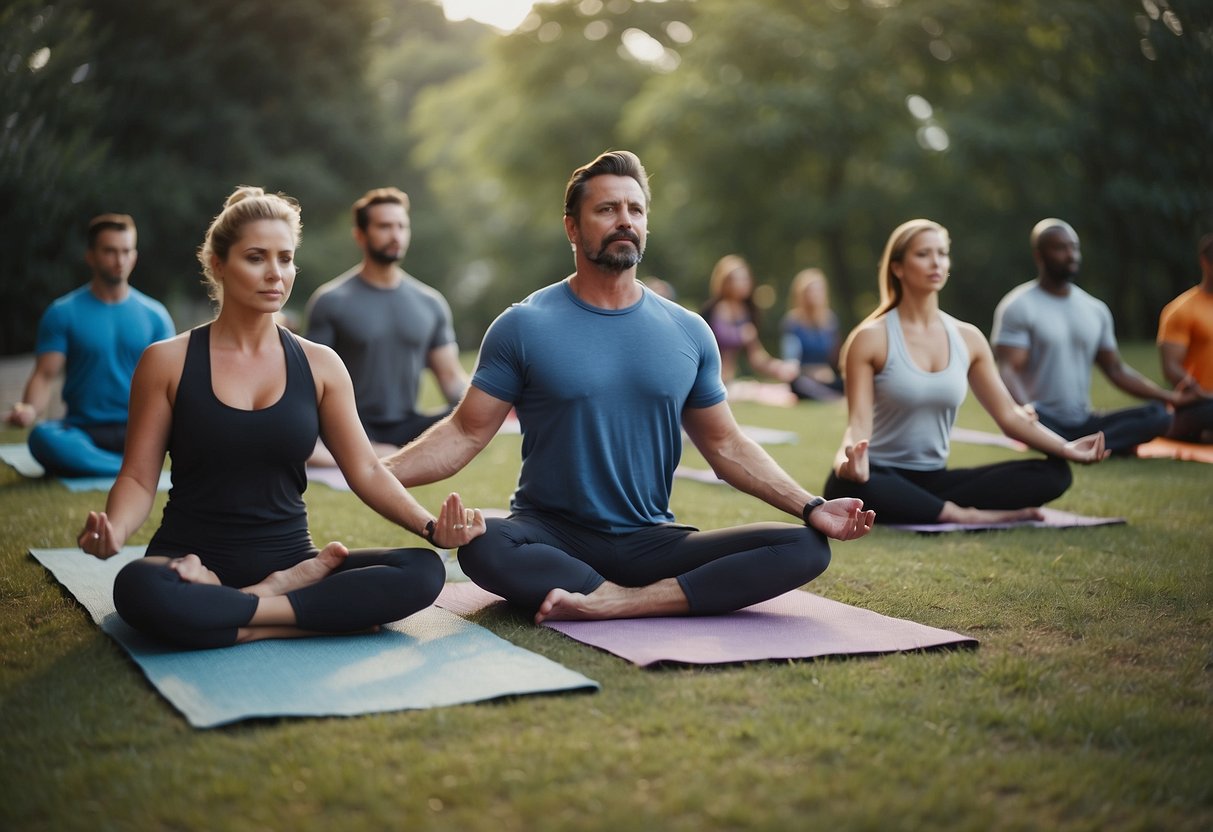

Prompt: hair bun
xmin=224 ymin=185 xmax=266 ymax=209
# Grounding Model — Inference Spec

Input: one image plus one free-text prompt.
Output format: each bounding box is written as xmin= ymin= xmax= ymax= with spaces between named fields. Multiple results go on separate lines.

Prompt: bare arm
xmin=743 ymin=326 xmax=798 ymax=382
xmin=993 ymin=343 xmax=1033 ymax=405
xmin=6 ymin=352 xmax=65 ymax=426
xmin=427 ymin=342 xmax=470 ymax=405
xmin=384 ymin=385 xmax=513 ymax=488
xmin=78 ymin=340 xmax=179 ymax=557
xmin=1159 ymin=341 xmax=1209 ymax=396
xmin=963 ymin=325 xmax=1106 ymax=463
xmin=307 ymin=342 xmax=484 ymax=547
xmin=683 ymin=402 xmax=874 ymax=540
xmin=1095 ymin=347 xmax=1196 ymax=407
xmin=832 ymin=324 xmax=882 ymax=482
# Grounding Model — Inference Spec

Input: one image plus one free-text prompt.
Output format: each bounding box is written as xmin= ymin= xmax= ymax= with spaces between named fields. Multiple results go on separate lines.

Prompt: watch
xmin=801 ymin=497 xmax=826 ymax=525
xmin=423 ymin=519 xmax=437 ymax=543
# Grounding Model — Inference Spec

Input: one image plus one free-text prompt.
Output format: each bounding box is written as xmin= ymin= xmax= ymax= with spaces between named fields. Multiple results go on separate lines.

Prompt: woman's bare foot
xmin=243 ymin=542 xmax=349 ymax=598
xmin=169 ymin=554 xmax=222 ymax=585
xmin=234 ymin=624 xmax=381 ymax=644
xmin=938 ymin=502 xmax=1046 ymax=524
xmin=534 ymin=579 xmax=689 ymax=624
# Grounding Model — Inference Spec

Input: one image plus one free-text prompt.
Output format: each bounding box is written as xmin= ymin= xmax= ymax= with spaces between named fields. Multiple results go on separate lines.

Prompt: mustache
xmin=605 ymin=230 xmax=640 ymax=246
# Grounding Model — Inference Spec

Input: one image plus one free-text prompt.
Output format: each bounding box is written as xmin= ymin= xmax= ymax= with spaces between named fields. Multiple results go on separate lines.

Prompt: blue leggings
xmin=457 ymin=511 xmax=831 ymax=614
xmin=823 ymin=455 xmax=1073 ymax=525
xmin=113 ymin=547 xmax=445 ymax=649
xmin=29 ymin=421 xmax=125 ymax=477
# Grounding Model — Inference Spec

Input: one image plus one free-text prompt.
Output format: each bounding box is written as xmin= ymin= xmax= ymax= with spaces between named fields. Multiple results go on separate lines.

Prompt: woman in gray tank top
xmin=823 ymin=219 xmax=1108 ymax=525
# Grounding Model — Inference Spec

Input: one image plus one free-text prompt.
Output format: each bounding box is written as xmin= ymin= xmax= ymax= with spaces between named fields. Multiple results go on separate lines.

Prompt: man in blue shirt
xmin=387 ymin=151 xmax=873 ymax=623
xmin=6 ymin=214 xmax=174 ymax=476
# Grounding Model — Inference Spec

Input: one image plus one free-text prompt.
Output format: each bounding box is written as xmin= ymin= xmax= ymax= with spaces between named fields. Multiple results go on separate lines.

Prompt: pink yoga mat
xmin=436 ymin=582 xmax=976 ymax=668
xmin=884 ymin=506 xmax=1125 ymax=534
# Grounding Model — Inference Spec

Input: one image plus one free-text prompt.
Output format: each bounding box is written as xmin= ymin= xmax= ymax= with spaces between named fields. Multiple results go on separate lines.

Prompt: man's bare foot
xmin=169 ymin=554 xmax=222 ymax=586
xmin=243 ymin=542 xmax=349 ymax=598
xmin=938 ymin=503 xmax=1046 ymax=524
xmin=534 ymin=579 xmax=688 ymax=624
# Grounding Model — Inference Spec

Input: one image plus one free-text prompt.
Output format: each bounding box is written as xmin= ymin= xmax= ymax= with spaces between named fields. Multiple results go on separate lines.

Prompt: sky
xmin=439 ymin=0 xmax=554 ymax=32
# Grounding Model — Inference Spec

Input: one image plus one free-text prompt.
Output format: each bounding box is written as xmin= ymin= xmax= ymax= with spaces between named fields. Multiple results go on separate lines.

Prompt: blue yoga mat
xmin=30 ymin=548 xmax=598 ymax=728
xmin=0 ymin=444 xmax=171 ymax=491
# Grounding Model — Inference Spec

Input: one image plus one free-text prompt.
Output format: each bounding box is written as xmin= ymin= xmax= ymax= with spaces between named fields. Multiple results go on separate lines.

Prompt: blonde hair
xmin=786 ymin=268 xmax=831 ymax=328
xmin=707 ymin=254 xmax=751 ymax=301
xmin=197 ymin=186 xmax=302 ymax=304
xmin=865 ymin=218 xmax=949 ymax=323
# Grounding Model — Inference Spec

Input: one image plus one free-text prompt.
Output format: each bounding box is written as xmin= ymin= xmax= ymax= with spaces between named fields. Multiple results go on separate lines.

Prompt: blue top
xmin=781 ymin=313 xmax=839 ymax=366
xmin=472 ymin=280 xmax=727 ymax=533
xmin=35 ymin=285 xmax=175 ymax=426
xmin=869 ymin=309 xmax=970 ymax=470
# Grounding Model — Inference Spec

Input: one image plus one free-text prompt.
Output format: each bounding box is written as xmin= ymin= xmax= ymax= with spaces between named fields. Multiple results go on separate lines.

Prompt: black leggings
xmin=113 ymin=547 xmax=445 ymax=649
xmin=457 ymin=511 xmax=831 ymax=615
xmin=822 ymin=455 xmax=1073 ymax=525
xmin=1036 ymin=401 xmax=1172 ymax=455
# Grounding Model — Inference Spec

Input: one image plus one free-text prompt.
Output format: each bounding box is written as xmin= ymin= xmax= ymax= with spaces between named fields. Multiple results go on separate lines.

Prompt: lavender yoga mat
xmin=884 ymin=506 xmax=1125 ymax=534
xmin=436 ymin=582 xmax=976 ymax=668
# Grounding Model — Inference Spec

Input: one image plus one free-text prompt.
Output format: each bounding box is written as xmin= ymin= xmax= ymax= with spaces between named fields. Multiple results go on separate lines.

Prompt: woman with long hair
xmin=824 ymin=219 xmax=1106 ymax=525
xmin=781 ymin=268 xmax=844 ymax=400
xmin=701 ymin=254 xmax=798 ymax=385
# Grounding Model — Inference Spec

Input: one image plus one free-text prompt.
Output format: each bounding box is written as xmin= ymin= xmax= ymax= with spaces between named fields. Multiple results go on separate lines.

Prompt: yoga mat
xmin=0 ymin=444 xmax=170 ymax=491
xmin=306 ymin=465 xmax=353 ymax=491
xmin=1136 ymin=437 xmax=1213 ymax=463
xmin=31 ymin=548 xmax=598 ymax=728
xmin=726 ymin=379 xmax=799 ymax=408
xmin=0 ymin=442 xmax=45 ymax=477
xmin=436 ymin=582 xmax=977 ymax=668
xmin=884 ymin=507 xmax=1125 ymax=534
xmin=674 ymin=465 xmax=725 ymax=485
xmin=948 ymin=427 xmax=1028 ymax=452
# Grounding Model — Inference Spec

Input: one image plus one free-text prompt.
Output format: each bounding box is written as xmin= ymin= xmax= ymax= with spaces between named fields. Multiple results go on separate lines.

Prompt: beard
xmin=97 ymin=269 xmax=126 ymax=286
xmin=367 ymin=242 xmax=404 ymax=265
xmin=585 ymin=231 xmax=645 ymax=272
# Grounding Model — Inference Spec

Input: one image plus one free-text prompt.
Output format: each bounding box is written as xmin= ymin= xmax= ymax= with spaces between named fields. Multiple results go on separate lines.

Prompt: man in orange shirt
xmin=1157 ymin=232 xmax=1213 ymax=443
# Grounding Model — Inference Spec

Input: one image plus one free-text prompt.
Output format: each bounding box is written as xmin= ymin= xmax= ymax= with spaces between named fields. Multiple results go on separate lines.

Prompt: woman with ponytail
xmin=78 ymin=186 xmax=478 ymax=647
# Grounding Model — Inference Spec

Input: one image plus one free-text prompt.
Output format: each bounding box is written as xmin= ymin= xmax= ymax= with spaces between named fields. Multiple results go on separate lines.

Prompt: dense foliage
xmin=2 ymin=0 xmax=1210 ymax=351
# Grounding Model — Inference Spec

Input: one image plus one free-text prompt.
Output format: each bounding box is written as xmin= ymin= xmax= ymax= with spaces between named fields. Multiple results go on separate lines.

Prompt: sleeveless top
xmin=868 ymin=309 xmax=970 ymax=471
xmin=147 ymin=324 xmax=319 ymax=584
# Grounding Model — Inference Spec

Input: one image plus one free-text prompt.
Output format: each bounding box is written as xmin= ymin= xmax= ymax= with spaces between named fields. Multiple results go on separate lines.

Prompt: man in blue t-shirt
xmin=387 ymin=150 xmax=874 ymax=623
xmin=5 ymin=214 xmax=174 ymax=476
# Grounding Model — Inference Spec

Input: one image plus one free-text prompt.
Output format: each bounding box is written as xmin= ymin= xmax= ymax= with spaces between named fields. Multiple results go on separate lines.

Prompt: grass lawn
xmin=1 ymin=342 xmax=1209 ymax=831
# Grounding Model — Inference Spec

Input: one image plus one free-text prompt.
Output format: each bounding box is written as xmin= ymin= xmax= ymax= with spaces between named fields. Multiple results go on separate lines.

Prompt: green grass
xmin=1 ymin=343 xmax=1210 ymax=831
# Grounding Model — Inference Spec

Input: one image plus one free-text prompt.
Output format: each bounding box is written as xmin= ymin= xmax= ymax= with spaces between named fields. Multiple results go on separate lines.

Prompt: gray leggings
xmin=457 ymin=511 xmax=831 ymax=614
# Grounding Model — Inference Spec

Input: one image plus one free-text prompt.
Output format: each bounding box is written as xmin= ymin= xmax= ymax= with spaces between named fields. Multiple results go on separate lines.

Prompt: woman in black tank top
xmin=77 ymin=187 xmax=487 ymax=648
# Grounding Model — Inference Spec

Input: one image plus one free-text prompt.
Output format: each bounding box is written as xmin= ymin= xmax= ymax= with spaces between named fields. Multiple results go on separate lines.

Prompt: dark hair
xmin=87 ymin=214 xmax=136 ymax=248
xmin=563 ymin=150 xmax=651 ymax=218
xmin=352 ymin=187 xmax=409 ymax=231
xmin=1198 ymin=232 xmax=1213 ymax=261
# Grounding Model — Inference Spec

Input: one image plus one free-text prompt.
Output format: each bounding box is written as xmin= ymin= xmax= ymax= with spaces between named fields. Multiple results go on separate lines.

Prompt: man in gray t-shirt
xmin=991 ymin=218 xmax=1190 ymax=454
xmin=304 ymin=188 xmax=467 ymax=463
